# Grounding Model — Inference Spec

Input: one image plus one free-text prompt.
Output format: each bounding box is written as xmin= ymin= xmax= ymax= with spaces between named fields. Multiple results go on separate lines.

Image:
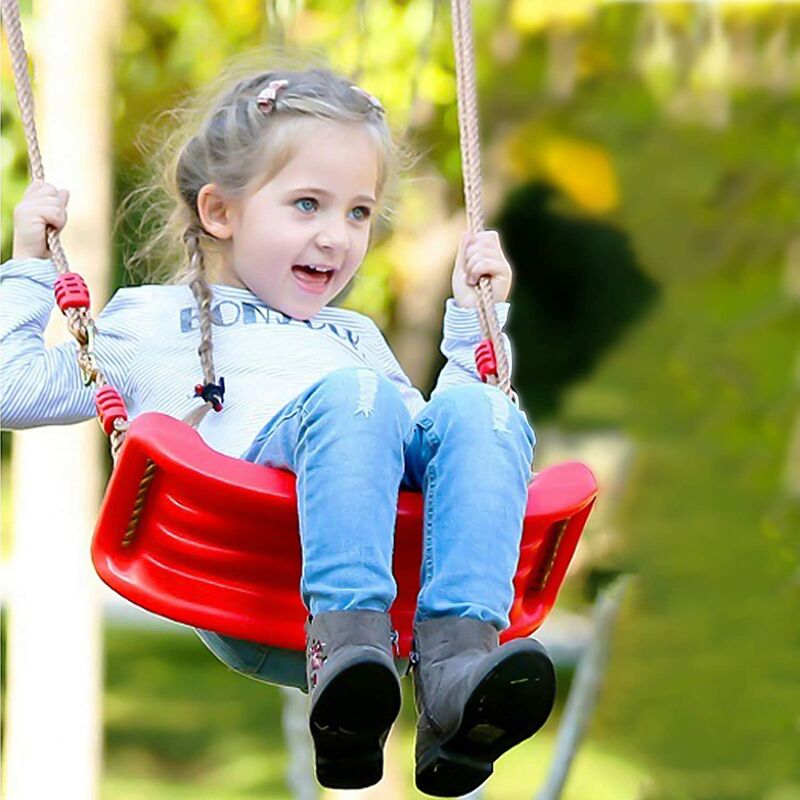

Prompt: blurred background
xmin=1 ymin=1 xmax=799 ymax=798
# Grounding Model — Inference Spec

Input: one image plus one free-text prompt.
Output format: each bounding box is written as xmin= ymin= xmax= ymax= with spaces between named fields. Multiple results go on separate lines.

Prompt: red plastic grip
xmin=96 ymin=385 xmax=128 ymax=435
xmin=474 ymin=338 xmax=497 ymax=383
xmin=54 ymin=273 xmax=90 ymax=312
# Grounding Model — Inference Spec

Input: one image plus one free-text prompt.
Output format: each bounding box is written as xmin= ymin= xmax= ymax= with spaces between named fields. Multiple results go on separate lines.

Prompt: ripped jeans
xmin=195 ymin=367 xmax=535 ymax=685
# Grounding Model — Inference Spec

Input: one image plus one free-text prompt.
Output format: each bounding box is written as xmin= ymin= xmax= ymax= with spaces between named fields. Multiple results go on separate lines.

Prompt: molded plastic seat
xmin=92 ymin=412 xmax=597 ymax=657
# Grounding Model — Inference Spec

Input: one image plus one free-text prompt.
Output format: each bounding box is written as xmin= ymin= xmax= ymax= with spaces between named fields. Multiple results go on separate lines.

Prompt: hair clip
xmin=256 ymin=79 xmax=289 ymax=114
xmin=193 ymin=376 xmax=226 ymax=412
xmin=349 ymin=85 xmax=385 ymax=114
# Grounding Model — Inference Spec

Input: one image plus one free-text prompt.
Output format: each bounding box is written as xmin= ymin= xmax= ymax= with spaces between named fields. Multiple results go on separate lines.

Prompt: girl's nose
xmin=315 ymin=221 xmax=349 ymax=252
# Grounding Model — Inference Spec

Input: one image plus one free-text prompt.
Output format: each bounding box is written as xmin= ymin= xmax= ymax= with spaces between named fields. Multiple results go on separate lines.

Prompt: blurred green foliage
xmin=2 ymin=2 xmax=800 ymax=799
xmin=533 ymin=30 xmax=800 ymax=800
xmin=102 ymin=625 xmax=647 ymax=799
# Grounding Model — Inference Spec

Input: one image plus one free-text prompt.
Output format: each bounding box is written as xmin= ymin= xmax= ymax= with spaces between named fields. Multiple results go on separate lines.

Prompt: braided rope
xmin=1 ymin=0 xmax=129 ymax=460
xmin=450 ymin=0 xmax=513 ymax=398
xmin=3 ymin=0 xmax=515 ymax=455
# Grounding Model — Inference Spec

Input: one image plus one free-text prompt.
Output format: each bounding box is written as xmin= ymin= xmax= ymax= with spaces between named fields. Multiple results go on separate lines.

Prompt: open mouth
xmin=291 ymin=264 xmax=335 ymax=293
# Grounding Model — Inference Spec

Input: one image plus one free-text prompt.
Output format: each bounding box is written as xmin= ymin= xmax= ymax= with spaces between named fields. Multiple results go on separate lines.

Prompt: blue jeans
xmin=195 ymin=367 xmax=535 ymax=686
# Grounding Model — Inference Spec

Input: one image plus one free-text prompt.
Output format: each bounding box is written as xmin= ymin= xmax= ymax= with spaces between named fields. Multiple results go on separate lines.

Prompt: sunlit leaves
xmin=509 ymin=0 xmax=598 ymax=36
xmin=504 ymin=124 xmax=618 ymax=214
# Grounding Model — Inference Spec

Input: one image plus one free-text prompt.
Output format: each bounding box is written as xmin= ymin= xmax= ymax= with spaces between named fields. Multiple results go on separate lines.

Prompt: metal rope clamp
xmin=78 ymin=319 xmax=98 ymax=387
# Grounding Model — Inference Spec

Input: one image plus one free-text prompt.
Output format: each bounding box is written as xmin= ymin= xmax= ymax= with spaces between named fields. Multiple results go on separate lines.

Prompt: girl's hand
xmin=12 ymin=179 xmax=70 ymax=260
xmin=451 ymin=229 xmax=513 ymax=309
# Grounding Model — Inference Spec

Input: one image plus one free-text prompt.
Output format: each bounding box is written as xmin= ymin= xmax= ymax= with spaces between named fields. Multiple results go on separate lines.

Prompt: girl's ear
xmin=197 ymin=183 xmax=235 ymax=240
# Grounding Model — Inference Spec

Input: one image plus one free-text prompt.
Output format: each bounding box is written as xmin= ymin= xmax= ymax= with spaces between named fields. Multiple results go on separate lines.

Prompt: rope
xmin=1 ymin=0 xmax=129 ymax=461
xmin=3 ymin=0 xmax=515 ymax=454
xmin=183 ymin=0 xmax=517 ymax=427
xmin=450 ymin=0 xmax=513 ymax=399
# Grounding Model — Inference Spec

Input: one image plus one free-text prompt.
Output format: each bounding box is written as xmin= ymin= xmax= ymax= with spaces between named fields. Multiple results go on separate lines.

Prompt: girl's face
xmin=217 ymin=122 xmax=380 ymax=320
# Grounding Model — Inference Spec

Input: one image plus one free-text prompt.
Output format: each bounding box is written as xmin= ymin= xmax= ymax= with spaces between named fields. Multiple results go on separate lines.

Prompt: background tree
xmin=2 ymin=3 xmax=799 ymax=798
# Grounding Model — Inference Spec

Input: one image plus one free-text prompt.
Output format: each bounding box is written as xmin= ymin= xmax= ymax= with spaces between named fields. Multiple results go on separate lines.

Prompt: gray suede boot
xmin=305 ymin=610 xmax=402 ymax=790
xmin=410 ymin=617 xmax=556 ymax=797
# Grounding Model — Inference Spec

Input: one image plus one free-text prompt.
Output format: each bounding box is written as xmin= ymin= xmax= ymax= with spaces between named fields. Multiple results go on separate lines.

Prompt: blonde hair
xmin=124 ymin=52 xmax=410 ymax=284
xmin=119 ymin=51 xmax=414 ymax=422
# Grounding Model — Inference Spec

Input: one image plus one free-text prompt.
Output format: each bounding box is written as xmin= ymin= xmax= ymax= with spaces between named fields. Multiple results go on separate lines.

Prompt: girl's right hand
xmin=12 ymin=179 xmax=70 ymax=260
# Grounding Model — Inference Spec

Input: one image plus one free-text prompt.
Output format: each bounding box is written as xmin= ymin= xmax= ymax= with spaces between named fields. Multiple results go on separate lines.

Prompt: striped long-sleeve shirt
xmin=0 ymin=257 xmax=514 ymax=458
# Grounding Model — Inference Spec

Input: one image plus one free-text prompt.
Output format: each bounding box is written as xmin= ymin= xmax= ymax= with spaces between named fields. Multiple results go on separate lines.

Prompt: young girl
xmin=2 ymin=66 xmax=555 ymax=797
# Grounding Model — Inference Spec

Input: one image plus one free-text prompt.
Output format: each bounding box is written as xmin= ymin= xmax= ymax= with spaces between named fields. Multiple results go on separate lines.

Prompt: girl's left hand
xmin=451 ymin=229 xmax=513 ymax=309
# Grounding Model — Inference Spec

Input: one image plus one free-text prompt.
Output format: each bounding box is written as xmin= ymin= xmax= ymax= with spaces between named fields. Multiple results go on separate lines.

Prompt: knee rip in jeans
xmin=486 ymin=386 xmax=511 ymax=433
xmin=354 ymin=368 xmax=379 ymax=418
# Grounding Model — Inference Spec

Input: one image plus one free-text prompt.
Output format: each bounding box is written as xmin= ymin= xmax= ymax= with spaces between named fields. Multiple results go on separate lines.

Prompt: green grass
xmin=102 ymin=625 xmax=648 ymax=799
xmin=1 ymin=432 xmax=13 ymax=561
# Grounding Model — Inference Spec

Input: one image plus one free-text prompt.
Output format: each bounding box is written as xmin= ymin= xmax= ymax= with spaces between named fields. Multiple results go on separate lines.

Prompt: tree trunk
xmin=3 ymin=1 xmax=121 ymax=797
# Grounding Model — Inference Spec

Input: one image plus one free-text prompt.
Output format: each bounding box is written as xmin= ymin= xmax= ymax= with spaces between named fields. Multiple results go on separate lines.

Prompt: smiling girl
xmin=2 ymin=65 xmax=555 ymax=797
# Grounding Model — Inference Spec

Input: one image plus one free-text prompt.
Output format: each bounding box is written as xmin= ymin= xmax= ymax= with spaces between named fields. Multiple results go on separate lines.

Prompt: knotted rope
xmin=1 ymin=0 xmax=128 ymax=463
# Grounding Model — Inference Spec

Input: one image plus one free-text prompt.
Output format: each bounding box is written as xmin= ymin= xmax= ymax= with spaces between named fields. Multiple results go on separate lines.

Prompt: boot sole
xmin=416 ymin=648 xmax=555 ymax=797
xmin=310 ymin=660 xmax=401 ymax=790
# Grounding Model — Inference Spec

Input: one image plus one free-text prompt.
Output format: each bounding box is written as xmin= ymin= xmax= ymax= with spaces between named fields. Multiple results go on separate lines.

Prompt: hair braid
xmin=182 ymin=226 xmax=220 ymax=428
xmin=120 ymin=61 xmax=416 ymax=428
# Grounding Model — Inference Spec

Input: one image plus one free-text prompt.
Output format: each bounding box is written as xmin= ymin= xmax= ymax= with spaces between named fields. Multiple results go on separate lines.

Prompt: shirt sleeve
xmin=356 ymin=298 xmax=515 ymax=418
xmin=429 ymin=298 xmax=513 ymax=396
xmin=0 ymin=257 xmax=145 ymax=429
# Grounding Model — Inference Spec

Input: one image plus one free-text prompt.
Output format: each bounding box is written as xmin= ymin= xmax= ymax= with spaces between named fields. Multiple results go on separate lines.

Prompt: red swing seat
xmin=5 ymin=0 xmax=599 ymax=668
xmin=92 ymin=412 xmax=598 ymax=657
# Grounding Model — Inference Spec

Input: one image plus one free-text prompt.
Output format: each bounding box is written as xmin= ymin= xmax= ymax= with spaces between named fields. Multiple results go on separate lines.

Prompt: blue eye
xmin=294 ymin=197 xmax=371 ymax=221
